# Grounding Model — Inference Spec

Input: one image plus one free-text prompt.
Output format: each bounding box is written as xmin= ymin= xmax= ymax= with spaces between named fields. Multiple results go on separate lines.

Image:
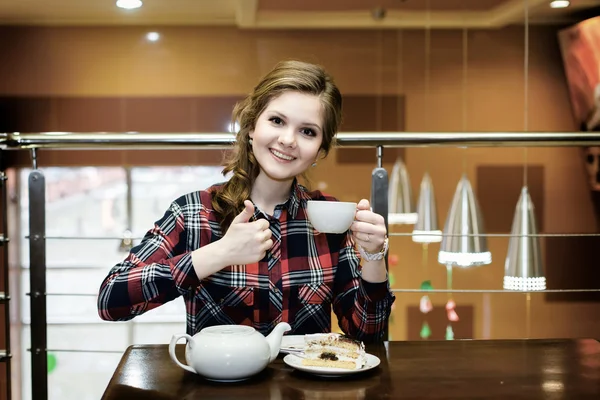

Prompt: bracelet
xmin=358 ymin=236 xmax=389 ymax=261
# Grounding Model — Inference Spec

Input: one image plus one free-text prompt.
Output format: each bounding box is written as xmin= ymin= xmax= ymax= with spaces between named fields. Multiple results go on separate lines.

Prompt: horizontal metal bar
xmin=24 ymin=235 xmax=143 ymax=241
xmin=28 ymin=348 xmax=124 ymax=354
xmin=23 ymin=316 xmax=185 ymax=324
xmin=388 ymin=232 xmax=600 ymax=238
xmin=0 ymin=350 xmax=9 ymax=361
xmin=0 ymin=292 xmax=8 ymax=302
xmin=0 ymin=234 xmax=9 ymax=244
xmin=391 ymin=289 xmax=600 ymax=293
xmin=1 ymin=131 xmax=600 ymax=149
xmin=21 ymin=232 xmax=600 ymax=241
xmin=39 ymin=288 xmax=600 ymax=296
xmin=45 ymin=293 xmax=96 ymax=297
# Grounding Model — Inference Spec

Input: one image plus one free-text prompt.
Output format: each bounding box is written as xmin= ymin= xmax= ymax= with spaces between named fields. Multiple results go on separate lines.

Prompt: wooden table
xmin=101 ymin=339 xmax=599 ymax=399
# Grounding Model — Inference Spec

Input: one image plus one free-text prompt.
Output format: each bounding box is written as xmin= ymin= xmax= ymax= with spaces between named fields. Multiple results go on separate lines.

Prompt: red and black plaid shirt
xmin=98 ymin=180 xmax=395 ymax=341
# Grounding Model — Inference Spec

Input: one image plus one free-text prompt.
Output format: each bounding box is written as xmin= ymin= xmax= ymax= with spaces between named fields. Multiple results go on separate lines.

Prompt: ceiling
xmin=0 ymin=0 xmax=598 ymax=29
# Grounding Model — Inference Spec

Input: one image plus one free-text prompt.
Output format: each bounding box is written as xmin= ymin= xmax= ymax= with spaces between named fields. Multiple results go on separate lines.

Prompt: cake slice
xmin=300 ymin=333 xmax=367 ymax=370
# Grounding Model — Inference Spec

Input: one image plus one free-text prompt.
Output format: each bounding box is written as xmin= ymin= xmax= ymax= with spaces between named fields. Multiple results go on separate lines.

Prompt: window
xmin=16 ymin=166 xmax=226 ymax=400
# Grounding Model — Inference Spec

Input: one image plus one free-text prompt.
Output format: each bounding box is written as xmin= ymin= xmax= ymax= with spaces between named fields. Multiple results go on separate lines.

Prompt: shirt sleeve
xmin=332 ymin=232 xmax=396 ymax=342
xmin=97 ymin=199 xmax=200 ymax=321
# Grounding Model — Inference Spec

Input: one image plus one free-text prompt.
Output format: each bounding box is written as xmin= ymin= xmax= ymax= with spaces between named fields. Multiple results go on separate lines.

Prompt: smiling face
xmin=249 ymin=91 xmax=324 ymax=183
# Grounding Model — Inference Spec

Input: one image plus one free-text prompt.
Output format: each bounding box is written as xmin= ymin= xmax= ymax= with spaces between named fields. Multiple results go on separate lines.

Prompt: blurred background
xmin=1 ymin=0 xmax=600 ymax=399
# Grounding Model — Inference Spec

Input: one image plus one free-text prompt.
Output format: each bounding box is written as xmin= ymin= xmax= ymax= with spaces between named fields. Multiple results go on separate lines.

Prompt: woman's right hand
xmin=220 ymin=200 xmax=273 ymax=266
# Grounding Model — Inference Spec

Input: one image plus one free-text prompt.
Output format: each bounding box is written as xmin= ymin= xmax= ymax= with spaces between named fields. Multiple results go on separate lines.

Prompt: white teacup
xmin=306 ymin=200 xmax=357 ymax=234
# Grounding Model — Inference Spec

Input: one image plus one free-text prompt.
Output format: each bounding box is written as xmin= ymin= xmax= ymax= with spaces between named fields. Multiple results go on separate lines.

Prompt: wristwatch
xmin=358 ymin=236 xmax=389 ymax=261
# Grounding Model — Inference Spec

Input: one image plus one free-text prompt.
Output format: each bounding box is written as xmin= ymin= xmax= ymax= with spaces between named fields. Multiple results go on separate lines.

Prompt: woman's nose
xmin=278 ymin=129 xmax=296 ymax=148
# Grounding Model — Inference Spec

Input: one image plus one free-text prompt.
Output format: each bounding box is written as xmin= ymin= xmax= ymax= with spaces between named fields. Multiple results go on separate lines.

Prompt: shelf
xmin=0 ymin=351 xmax=8 ymax=362
xmin=0 ymin=292 xmax=7 ymax=303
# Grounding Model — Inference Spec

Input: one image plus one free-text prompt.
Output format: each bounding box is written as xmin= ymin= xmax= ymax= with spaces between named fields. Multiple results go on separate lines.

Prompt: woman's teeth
xmin=271 ymin=149 xmax=294 ymax=161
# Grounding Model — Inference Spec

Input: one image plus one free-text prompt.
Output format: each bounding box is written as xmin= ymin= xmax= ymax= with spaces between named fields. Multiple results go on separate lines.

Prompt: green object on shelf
xmin=445 ymin=325 xmax=455 ymax=341
xmin=389 ymin=272 xmax=395 ymax=287
xmin=420 ymin=280 xmax=433 ymax=291
xmin=420 ymin=321 xmax=431 ymax=339
xmin=48 ymin=353 xmax=57 ymax=374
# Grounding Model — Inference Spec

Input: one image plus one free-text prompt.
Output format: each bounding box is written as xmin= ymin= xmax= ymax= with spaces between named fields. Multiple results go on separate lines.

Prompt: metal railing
xmin=2 ymin=130 xmax=600 ymax=400
xmin=2 ymin=131 xmax=600 ymax=149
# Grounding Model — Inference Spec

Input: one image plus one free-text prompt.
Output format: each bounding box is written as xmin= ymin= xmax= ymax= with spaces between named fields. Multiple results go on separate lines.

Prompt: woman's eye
xmin=269 ymin=117 xmax=283 ymax=125
xmin=301 ymin=128 xmax=315 ymax=136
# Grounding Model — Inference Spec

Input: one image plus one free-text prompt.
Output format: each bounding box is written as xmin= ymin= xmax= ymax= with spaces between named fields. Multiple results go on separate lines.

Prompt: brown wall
xmin=0 ymin=25 xmax=599 ymax=341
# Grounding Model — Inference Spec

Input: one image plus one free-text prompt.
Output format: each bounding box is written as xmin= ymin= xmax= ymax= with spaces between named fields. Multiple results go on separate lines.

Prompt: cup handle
xmin=169 ymin=333 xmax=196 ymax=374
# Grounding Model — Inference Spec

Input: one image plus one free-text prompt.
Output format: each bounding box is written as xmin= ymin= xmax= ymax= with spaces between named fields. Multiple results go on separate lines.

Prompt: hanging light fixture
xmin=438 ymin=175 xmax=492 ymax=267
xmin=503 ymin=0 xmax=545 ymax=290
xmin=388 ymin=156 xmax=418 ymax=225
xmin=118 ymin=229 xmax=134 ymax=254
xmin=503 ymin=187 xmax=546 ymax=290
xmin=412 ymin=172 xmax=442 ymax=243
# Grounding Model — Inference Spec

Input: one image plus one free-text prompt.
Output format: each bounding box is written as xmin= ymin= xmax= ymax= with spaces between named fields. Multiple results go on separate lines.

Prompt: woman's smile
xmin=269 ymin=148 xmax=296 ymax=162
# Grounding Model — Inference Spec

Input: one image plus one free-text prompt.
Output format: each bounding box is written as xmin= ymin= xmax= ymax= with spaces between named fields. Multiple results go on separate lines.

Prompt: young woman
xmin=98 ymin=60 xmax=395 ymax=342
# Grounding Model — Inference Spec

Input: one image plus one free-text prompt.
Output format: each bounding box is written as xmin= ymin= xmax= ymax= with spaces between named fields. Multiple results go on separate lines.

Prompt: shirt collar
xmin=287 ymin=178 xmax=311 ymax=219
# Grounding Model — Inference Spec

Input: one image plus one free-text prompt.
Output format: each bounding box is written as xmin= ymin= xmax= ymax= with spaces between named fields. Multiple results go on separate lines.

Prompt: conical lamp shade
xmin=438 ymin=174 xmax=492 ymax=267
xmin=388 ymin=156 xmax=418 ymax=225
xmin=118 ymin=229 xmax=133 ymax=254
xmin=412 ymin=172 xmax=442 ymax=243
xmin=503 ymin=186 xmax=546 ymax=290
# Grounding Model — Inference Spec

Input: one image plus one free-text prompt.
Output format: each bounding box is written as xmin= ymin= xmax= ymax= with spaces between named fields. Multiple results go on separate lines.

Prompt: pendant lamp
xmin=388 ymin=156 xmax=418 ymax=225
xmin=438 ymin=174 xmax=492 ymax=267
xmin=503 ymin=186 xmax=546 ymax=291
xmin=118 ymin=229 xmax=134 ymax=254
xmin=412 ymin=172 xmax=442 ymax=243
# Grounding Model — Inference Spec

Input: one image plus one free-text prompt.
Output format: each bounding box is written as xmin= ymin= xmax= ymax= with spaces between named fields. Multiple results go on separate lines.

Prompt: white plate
xmin=280 ymin=335 xmax=307 ymax=353
xmin=283 ymin=353 xmax=381 ymax=378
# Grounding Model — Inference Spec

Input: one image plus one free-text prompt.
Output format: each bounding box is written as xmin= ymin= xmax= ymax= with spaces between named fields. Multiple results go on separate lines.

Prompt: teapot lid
xmin=200 ymin=325 xmax=255 ymax=336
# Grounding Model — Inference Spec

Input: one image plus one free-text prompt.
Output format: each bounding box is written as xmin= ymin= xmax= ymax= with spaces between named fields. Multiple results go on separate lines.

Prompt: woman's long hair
xmin=212 ymin=60 xmax=343 ymax=234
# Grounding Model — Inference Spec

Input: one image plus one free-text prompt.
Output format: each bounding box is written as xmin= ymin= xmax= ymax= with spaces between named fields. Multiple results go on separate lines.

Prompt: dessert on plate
xmin=300 ymin=333 xmax=367 ymax=370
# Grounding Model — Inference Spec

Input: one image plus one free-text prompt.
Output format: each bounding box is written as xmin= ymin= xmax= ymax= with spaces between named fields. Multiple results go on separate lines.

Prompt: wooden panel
xmin=56 ymin=98 xmax=123 ymax=132
xmin=259 ymin=0 xmax=507 ymax=12
xmin=407 ymin=304 xmax=474 ymax=340
xmin=1 ymin=95 xmax=393 ymax=134
xmin=0 ymin=361 xmax=5 ymax=400
xmin=0 ymin=97 xmax=54 ymax=132
xmin=192 ymin=97 xmax=242 ymax=132
xmin=476 ymin=165 xmax=545 ymax=233
xmin=1 ymin=94 xmax=404 ymax=166
xmin=545 ymin=236 xmax=600 ymax=302
xmin=336 ymin=95 xmax=405 ymax=164
xmin=124 ymin=98 xmax=194 ymax=133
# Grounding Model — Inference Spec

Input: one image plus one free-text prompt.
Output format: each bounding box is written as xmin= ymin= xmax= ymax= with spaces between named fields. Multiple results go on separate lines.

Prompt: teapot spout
xmin=266 ymin=322 xmax=292 ymax=362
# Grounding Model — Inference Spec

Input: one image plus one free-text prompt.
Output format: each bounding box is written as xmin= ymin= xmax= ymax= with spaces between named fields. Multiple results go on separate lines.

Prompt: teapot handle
xmin=169 ymin=333 xmax=196 ymax=374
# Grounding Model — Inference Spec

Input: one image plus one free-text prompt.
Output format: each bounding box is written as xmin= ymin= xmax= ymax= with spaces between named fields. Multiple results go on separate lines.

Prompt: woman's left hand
xmin=351 ymin=199 xmax=387 ymax=255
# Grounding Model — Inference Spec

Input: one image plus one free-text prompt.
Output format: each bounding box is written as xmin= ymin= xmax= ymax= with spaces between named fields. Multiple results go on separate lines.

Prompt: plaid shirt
xmin=98 ymin=180 xmax=395 ymax=341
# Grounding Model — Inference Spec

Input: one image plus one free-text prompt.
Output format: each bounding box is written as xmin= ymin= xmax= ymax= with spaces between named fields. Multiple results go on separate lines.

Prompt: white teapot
xmin=169 ymin=322 xmax=292 ymax=382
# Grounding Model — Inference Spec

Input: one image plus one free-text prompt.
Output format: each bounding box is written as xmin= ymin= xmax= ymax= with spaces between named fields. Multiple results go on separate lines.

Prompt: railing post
xmin=370 ymin=145 xmax=389 ymax=340
xmin=0 ymin=149 xmax=12 ymax=400
xmin=28 ymin=151 xmax=48 ymax=400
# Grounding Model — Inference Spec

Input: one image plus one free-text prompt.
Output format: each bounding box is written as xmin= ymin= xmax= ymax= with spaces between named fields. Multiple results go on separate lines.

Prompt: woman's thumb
xmin=232 ymin=200 xmax=254 ymax=224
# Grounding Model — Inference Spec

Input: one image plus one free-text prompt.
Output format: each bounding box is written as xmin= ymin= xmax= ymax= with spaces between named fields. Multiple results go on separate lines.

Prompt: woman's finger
xmin=354 ymin=209 xmax=385 ymax=225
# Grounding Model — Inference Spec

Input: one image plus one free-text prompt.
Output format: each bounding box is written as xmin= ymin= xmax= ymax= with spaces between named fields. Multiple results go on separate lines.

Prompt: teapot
xmin=169 ymin=322 xmax=292 ymax=382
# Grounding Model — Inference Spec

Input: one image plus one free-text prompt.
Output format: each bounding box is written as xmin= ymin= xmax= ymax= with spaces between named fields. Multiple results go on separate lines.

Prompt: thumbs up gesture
xmin=221 ymin=200 xmax=273 ymax=265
